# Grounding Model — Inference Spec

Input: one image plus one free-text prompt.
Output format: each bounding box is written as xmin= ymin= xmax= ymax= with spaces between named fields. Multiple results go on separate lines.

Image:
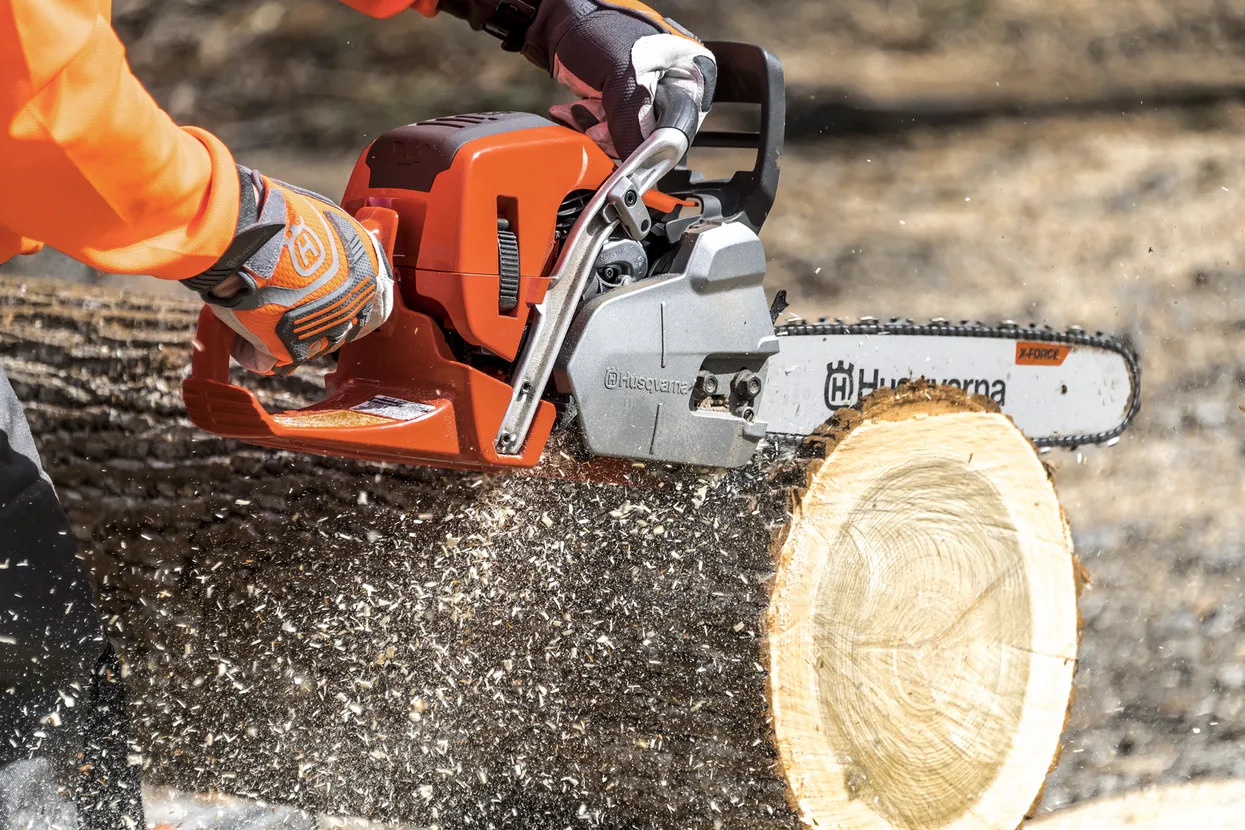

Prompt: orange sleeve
xmin=0 ymin=0 xmax=240 ymax=280
xmin=337 ymin=0 xmax=439 ymax=19
xmin=0 ymin=235 xmax=44 ymax=263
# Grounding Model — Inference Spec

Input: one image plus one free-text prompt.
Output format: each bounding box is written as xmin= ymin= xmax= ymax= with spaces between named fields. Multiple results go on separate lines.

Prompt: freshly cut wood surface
xmin=768 ymin=386 xmax=1082 ymax=830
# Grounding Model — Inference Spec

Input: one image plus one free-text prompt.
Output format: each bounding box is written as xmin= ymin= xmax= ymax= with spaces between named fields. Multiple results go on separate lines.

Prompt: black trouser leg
xmin=0 ymin=370 xmax=142 ymax=830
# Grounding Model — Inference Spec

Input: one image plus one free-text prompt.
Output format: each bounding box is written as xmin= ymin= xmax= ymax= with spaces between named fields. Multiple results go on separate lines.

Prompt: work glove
xmin=442 ymin=0 xmax=715 ymax=159
xmin=182 ymin=166 xmax=394 ymax=375
xmin=527 ymin=0 xmax=717 ymax=159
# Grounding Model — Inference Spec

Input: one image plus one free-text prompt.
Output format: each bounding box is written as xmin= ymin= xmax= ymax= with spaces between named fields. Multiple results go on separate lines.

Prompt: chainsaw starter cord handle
xmin=653 ymin=82 xmax=700 ymax=145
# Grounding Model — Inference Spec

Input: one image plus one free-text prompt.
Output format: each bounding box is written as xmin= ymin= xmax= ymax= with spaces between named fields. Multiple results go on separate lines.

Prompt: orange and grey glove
xmin=182 ymin=166 xmax=394 ymax=375
xmin=441 ymin=0 xmax=716 ymax=159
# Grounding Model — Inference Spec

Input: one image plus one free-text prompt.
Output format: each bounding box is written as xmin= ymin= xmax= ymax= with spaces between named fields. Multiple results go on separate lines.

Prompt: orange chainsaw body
xmin=184 ymin=42 xmax=785 ymax=471
xmin=184 ymin=113 xmax=654 ymax=470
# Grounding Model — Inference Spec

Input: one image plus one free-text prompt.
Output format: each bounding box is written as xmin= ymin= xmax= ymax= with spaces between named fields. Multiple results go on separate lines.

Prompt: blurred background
xmin=8 ymin=0 xmax=1245 ymax=289
xmin=3 ymin=0 xmax=1243 ymax=818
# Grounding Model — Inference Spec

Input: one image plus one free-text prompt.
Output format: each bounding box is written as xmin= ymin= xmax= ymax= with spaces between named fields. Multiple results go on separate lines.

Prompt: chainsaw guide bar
xmin=764 ymin=318 xmax=1141 ymax=449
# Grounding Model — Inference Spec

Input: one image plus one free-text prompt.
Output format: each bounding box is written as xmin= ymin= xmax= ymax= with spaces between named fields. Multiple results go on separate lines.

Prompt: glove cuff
xmin=439 ymin=0 xmax=539 ymax=52
xmin=180 ymin=167 xmax=281 ymax=298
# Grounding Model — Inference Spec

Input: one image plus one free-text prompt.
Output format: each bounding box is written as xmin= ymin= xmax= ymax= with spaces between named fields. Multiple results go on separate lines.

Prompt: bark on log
xmin=1 ymin=277 xmax=1081 ymax=829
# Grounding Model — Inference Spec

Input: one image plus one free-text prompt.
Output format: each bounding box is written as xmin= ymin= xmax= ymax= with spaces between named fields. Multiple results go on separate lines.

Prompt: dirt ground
xmin=9 ymin=102 xmax=1242 ymax=820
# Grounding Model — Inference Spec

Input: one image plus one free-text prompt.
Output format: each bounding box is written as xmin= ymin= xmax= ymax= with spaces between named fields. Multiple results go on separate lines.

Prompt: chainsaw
xmin=183 ymin=42 xmax=1140 ymax=471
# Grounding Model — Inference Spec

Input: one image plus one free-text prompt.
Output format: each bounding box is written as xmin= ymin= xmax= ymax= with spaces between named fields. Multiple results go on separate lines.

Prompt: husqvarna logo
xmin=825 ymin=361 xmax=856 ymax=407
xmin=288 ymin=220 xmax=326 ymax=277
xmin=604 ymin=367 xmax=693 ymax=396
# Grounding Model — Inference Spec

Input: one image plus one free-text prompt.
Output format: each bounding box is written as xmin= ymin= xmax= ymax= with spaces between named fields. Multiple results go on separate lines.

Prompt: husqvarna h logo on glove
xmin=288 ymin=220 xmax=326 ymax=278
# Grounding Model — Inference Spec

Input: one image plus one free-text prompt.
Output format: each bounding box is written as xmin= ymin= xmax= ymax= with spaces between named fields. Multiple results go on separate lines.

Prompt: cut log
xmin=1 ymin=277 xmax=1081 ymax=829
xmin=767 ymin=387 xmax=1084 ymax=830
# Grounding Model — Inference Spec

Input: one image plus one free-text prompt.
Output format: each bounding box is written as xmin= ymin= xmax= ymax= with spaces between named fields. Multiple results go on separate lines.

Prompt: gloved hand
xmin=524 ymin=0 xmax=717 ymax=159
xmin=182 ymin=166 xmax=394 ymax=375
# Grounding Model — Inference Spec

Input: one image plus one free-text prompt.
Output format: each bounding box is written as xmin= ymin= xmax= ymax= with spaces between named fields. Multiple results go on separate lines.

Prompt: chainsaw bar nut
xmin=732 ymin=369 xmax=763 ymax=401
xmin=695 ymin=370 xmax=721 ymax=398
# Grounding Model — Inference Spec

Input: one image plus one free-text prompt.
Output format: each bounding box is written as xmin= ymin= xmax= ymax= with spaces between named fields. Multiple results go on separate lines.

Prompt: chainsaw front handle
xmin=653 ymin=82 xmax=700 ymax=144
xmin=493 ymin=123 xmax=692 ymax=456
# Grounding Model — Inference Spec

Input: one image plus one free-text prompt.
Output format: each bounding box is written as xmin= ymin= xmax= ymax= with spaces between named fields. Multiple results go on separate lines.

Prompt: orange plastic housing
xmin=184 ymin=115 xmax=623 ymax=470
xmin=343 ymin=123 xmax=614 ymax=360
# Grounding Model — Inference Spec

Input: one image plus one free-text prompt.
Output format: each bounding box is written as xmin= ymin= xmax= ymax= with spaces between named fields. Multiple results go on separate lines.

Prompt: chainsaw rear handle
xmin=185 ymin=207 xmax=402 ymax=429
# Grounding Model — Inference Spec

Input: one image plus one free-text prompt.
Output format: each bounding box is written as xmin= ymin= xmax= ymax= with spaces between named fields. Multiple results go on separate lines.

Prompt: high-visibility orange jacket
xmin=0 ymin=0 xmax=438 ymax=280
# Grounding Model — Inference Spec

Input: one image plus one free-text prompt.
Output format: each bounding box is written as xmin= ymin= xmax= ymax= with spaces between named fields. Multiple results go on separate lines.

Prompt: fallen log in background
xmin=2 ymin=278 xmax=1081 ymax=829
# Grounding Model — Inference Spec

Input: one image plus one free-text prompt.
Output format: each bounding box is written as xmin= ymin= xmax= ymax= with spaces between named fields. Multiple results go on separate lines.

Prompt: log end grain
xmin=766 ymin=384 xmax=1080 ymax=830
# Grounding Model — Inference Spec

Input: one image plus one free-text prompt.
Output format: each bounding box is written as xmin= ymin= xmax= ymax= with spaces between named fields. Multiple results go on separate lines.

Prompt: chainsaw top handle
xmin=664 ymin=41 xmax=786 ymax=233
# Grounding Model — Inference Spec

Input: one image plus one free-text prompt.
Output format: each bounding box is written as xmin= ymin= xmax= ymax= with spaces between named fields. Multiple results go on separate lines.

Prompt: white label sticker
xmin=350 ymin=395 xmax=435 ymax=422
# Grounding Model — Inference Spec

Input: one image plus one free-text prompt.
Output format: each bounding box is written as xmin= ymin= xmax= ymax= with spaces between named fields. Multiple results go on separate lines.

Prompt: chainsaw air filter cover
xmin=343 ymin=111 xmax=616 ymax=362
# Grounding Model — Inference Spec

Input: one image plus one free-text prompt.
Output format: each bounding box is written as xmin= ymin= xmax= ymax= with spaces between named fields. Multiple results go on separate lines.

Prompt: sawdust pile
xmin=120 ymin=454 xmax=804 ymax=827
